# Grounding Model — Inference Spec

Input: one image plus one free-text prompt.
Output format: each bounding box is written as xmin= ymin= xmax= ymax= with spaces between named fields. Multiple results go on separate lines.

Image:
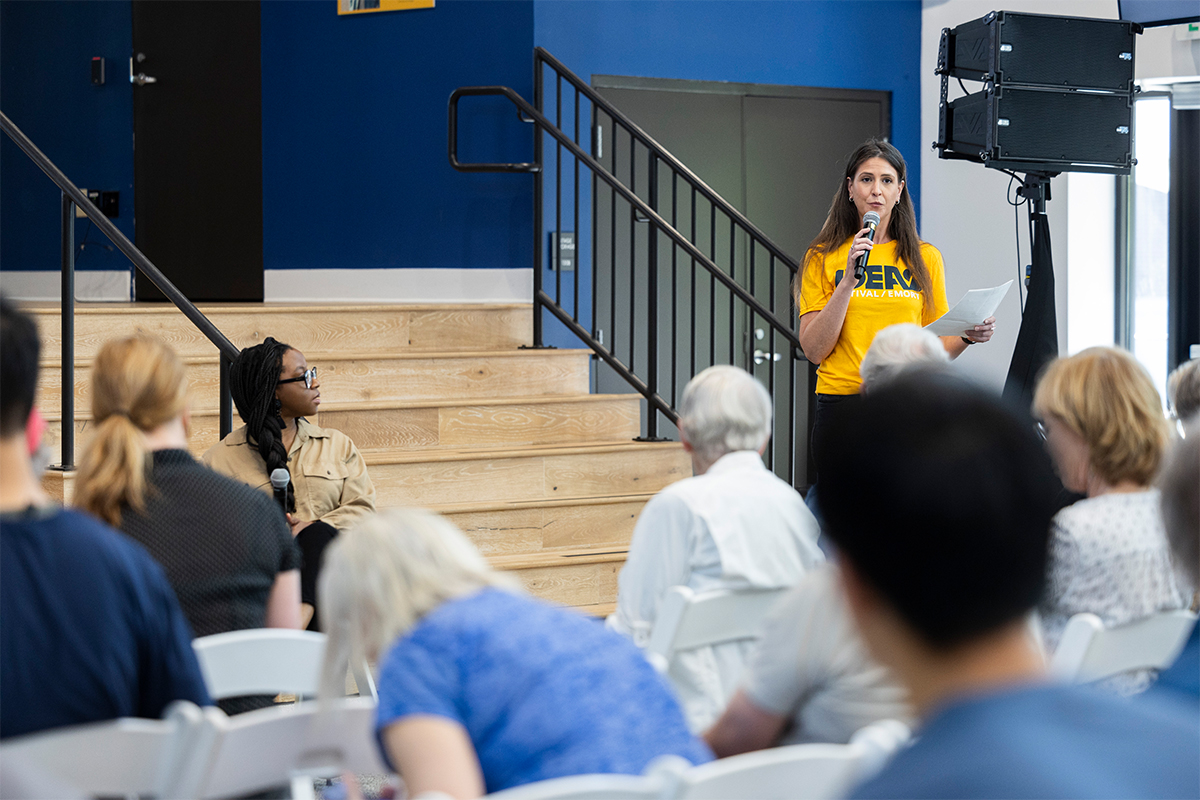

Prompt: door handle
xmin=129 ymin=57 xmax=157 ymax=85
xmin=754 ymin=350 xmax=783 ymax=365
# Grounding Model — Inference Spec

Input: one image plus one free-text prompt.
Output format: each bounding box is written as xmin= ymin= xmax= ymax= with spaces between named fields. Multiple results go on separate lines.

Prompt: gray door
xmin=591 ymin=77 xmax=888 ymax=487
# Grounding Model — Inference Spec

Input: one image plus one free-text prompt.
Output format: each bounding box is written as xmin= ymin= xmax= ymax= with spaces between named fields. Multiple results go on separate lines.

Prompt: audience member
xmin=318 ymin=508 xmax=711 ymax=798
xmin=819 ymin=371 xmax=1199 ymax=799
xmin=74 ymin=335 xmax=302 ymax=638
xmin=1032 ymin=347 xmax=1185 ymax=693
xmin=703 ymin=564 xmax=912 ymax=756
xmin=0 ymin=297 xmax=209 ymax=739
xmin=607 ymin=365 xmax=823 ymax=730
xmin=1149 ymin=423 xmax=1200 ymax=701
xmin=858 ymin=322 xmax=949 ymax=391
xmin=205 ymin=337 xmax=375 ymax=630
xmin=1168 ymin=358 xmax=1200 ymax=430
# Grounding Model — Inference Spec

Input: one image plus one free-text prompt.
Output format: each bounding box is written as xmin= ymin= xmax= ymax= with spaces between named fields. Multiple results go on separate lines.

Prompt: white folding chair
xmin=180 ymin=696 xmax=390 ymax=800
xmin=193 ymin=628 xmax=377 ymax=701
xmin=645 ymin=586 xmax=789 ymax=674
xmin=479 ymin=772 xmax=669 ymax=800
xmin=1048 ymin=609 xmax=1198 ymax=684
xmin=660 ymin=718 xmax=911 ymax=800
xmin=0 ymin=700 xmax=206 ymax=799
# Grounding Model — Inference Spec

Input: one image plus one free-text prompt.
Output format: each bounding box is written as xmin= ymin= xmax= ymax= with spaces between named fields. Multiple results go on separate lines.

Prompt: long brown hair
xmin=74 ymin=335 xmax=189 ymax=526
xmin=793 ymin=139 xmax=933 ymax=316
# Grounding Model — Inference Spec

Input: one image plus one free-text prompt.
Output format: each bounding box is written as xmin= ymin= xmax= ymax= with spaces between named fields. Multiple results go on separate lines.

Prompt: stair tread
xmin=40 ymin=393 xmax=644 ymax=421
xmin=362 ymin=439 xmax=682 ymax=465
xmin=426 ymin=492 xmax=658 ymax=515
xmin=26 ymin=301 xmax=532 ymax=314
xmin=487 ymin=546 xmax=630 ymax=571
xmin=39 ymin=347 xmax=592 ymax=366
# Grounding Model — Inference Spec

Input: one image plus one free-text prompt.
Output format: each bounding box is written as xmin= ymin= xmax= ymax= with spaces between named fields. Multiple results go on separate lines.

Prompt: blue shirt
xmin=1 ymin=506 xmax=211 ymax=739
xmin=851 ymin=683 xmax=1200 ymax=799
xmin=375 ymin=588 xmax=711 ymax=793
xmin=1151 ymin=622 xmax=1200 ymax=702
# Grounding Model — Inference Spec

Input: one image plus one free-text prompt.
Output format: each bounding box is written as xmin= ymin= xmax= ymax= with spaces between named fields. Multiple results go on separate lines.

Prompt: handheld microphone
xmin=855 ymin=211 xmax=881 ymax=282
xmin=269 ymin=468 xmax=292 ymax=514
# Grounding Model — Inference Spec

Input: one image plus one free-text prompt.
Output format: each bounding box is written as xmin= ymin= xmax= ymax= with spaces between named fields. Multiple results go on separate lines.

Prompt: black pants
xmin=809 ymin=393 xmax=862 ymax=484
xmin=296 ymin=520 xmax=338 ymax=632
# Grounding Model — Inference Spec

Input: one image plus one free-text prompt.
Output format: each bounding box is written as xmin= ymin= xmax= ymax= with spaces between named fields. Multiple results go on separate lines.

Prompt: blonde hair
xmin=319 ymin=508 xmax=518 ymax=699
xmin=1033 ymin=346 xmax=1170 ymax=487
xmin=74 ymin=335 xmax=189 ymax=526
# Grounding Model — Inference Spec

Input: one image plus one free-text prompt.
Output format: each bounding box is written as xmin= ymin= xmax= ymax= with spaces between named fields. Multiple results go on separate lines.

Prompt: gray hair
xmin=1159 ymin=423 xmax=1199 ymax=590
xmin=318 ymin=508 xmax=518 ymax=699
xmin=860 ymin=323 xmax=949 ymax=392
xmin=678 ymin=365 xmax=772 ymax=466
xmin=1168 ymin=359 xmax=1200 ymax=424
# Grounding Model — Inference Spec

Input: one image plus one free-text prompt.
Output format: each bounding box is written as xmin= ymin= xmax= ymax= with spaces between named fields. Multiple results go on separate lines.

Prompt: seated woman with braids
xmin=204 ymin=337 xmax=375 ymax=630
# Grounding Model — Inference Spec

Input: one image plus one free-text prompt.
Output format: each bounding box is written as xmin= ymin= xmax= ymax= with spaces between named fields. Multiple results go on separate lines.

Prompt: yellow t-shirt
xmin=798 ymin=238 xmax=949 ymax=395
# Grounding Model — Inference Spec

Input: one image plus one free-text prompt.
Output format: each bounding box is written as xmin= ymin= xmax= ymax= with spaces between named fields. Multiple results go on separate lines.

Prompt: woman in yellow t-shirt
xmin=794 ymin=139 xmax=995 ymax=479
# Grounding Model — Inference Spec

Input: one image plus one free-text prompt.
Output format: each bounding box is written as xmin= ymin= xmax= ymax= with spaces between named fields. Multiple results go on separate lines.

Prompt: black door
xmin=132 ymin=0 xmax=263 ymax=302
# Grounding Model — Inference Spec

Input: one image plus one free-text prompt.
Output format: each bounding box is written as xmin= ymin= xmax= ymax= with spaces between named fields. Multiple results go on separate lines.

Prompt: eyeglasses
xmin=278 ymin=366 xmax=317 ymax=389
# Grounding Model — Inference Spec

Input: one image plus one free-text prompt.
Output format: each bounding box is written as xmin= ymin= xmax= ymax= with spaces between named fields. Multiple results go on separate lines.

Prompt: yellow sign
xmin=338 ymin=0 xmax=434 ymax=16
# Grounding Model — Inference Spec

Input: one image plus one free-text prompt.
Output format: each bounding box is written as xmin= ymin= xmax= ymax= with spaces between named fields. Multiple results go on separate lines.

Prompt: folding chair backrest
xmin=1049 ymin=610 xmax=1198 ymax=684
xmin=193 ymin=628 xmax=327 ymax=700
xmin=666 ymin=718 xmax=911 ymax=800
xmin=646 ymin=586 xmax=788 ymax=668
xmin=186 ymin=697 xmax=388 ymax=800
xmin=483 ymin=772 xmax=668 ymax=800
xmin=0 ymin=700 xmax=205 ymax=799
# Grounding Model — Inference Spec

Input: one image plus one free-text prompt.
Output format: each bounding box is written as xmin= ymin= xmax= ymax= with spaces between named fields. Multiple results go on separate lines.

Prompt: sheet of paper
xmin=923 ymin=280 xmax=1013 ymax=336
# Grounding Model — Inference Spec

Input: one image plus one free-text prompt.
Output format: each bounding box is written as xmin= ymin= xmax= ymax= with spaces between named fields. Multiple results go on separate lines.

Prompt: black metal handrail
xmin=1 ymin=111 xmax=238 ymax=468
xmin=449 ymin=51 xmax=811 ymax=487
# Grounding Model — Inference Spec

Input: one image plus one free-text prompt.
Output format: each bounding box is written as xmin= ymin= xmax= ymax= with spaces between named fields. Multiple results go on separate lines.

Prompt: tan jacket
xmin=203 ymin=418 xmax=376 ymax=532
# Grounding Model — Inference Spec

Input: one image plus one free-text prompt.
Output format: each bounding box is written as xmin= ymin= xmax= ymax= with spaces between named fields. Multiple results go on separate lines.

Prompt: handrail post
xmin=532 ymin=57 xmax=545 ymax=347
xmin=59 ymin=193 xmax=75 ymax=470
xmin=219 ymin=354 xmax=233 ymax=439
xmin=645 ymin=155 xmax=659 ymax=440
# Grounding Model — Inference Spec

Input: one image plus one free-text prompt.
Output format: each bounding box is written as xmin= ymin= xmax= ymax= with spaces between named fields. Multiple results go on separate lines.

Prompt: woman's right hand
xmin=844 ymin=226 xmax=873 ymax=285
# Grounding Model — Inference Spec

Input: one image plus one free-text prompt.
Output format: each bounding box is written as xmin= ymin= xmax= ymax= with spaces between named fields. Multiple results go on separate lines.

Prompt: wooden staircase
xmin=30 ymin=302 xmax=690 ymax=616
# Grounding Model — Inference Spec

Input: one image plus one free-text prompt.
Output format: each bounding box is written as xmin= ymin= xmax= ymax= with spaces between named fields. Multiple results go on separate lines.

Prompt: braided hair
xmin=229 ymin=337 xmax=293 ymax=494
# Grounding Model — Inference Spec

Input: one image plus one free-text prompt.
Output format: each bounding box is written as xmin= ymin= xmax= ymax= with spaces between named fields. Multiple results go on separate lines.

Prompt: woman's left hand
xmin=965 ymin=316 xmax=996 ymax=344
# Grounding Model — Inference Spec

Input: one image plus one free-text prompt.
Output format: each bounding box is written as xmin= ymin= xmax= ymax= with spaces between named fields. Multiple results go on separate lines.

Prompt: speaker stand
xmin=1003 ymin=173 xmax=1059 ymax=408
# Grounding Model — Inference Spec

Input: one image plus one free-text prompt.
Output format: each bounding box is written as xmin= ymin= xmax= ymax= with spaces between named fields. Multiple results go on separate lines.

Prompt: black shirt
xmin=119 ymin=449 xmax=301 ymax=639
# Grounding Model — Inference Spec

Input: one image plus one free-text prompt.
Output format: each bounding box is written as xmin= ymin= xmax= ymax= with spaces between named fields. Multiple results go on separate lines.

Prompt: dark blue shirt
xmin=375 ymin=588 xmax=711 ymax=793
xmin=851 ymin=683 xmax=1200 ymax=799
xmin=1 ymin=506 xmax=211 ymax=739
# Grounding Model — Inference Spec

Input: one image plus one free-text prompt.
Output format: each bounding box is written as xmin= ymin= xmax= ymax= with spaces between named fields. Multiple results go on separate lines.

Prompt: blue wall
xmin=0 ymin=0 xmax=135 ymax=275
xmin=260 ymin=0 xmax=533 ymax=271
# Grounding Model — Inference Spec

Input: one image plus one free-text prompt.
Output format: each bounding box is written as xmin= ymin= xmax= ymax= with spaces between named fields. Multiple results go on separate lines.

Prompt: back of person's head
xmin=0 ymin=296 xmax=40 ymax=441
xmin=860 ymin=323 xmax=949 ymax=392
xmin=678 ymin=365 xmax=772 ymax=467
xmin=319 ymin=508 xmax=517 ymax=696
xmin=229 ymin=337 xmax=292 ymax=479
xmin=74 ymin=335 xmax=189 ymax=526
xmin=1159 ymin=423 xmax=1199 ymax=590
xmin=1033 ymin=346 xmax=1169 ymax=487
xmin=819 ymin=372 xmax=1059 ymax=649
xmin=1167 ymin=359 xmax=1200 ymax=426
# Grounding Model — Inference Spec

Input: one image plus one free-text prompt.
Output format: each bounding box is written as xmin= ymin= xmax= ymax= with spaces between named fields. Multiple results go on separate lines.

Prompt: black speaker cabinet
xmin=940 ymin=84 xmax=1134 ymax=174
xmin=940 ymin=11 xmax=1137 ymax=92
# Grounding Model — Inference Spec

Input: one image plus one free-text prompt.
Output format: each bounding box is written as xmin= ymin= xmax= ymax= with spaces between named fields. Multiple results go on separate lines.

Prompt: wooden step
xmin=367 ymin=441 xmax=690 ymax=507
xmin=39 ymin=394 xmax=644 ymax=461
xmin=434 ymin=494 xmax=653 ymax=556
xmin=35 ymin=349 xmax=592 ymax=416
xmin=28 ymin=302 xmax=532 ymax=359
xmin=488 ymin=547 xmax=628 ymax=609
